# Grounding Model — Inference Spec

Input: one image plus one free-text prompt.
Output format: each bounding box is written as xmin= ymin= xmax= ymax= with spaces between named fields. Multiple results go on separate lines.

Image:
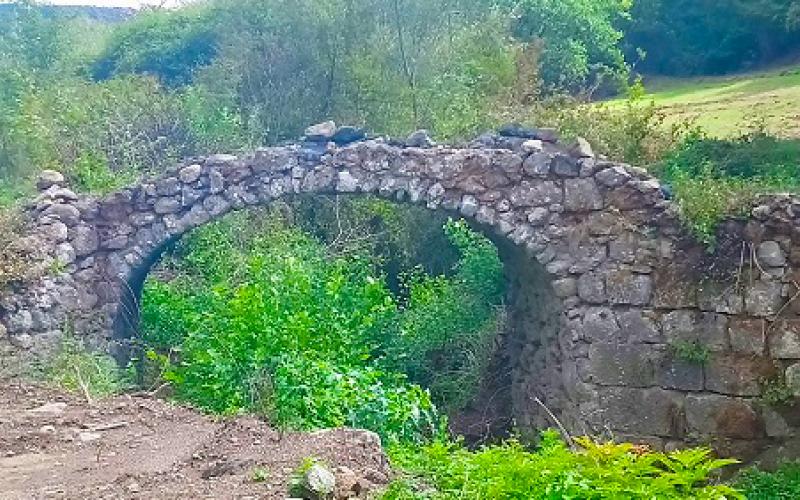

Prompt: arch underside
xmin=4 ymin=138 xmax=800 ymax=462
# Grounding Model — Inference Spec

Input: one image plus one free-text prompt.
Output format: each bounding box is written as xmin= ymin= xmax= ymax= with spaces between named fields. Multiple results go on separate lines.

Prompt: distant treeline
xmin=625 ymin=0 xmax=800 ymax=75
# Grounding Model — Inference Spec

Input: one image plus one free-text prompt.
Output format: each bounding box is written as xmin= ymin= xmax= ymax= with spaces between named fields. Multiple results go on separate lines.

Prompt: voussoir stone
xmin=595 ymin=166 xmax=632 ymax=187
xmin=564 ymin=178 xmax=603 ymax=211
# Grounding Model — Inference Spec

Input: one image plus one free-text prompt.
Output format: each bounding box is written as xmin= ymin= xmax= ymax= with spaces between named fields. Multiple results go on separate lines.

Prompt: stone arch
xmin=4 ymin=133 xmax=800 ymax=462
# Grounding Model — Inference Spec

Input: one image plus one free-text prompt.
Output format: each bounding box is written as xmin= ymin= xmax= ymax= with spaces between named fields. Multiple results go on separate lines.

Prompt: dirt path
xmin=0 ymin=380 xmax=390 ymax=499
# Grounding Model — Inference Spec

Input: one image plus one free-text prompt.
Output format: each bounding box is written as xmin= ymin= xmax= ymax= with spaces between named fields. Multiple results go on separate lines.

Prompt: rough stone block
xmin=595 ymin=166 xmax=631 ymax=187
xmin=587 ymin=343 xmax=657 ymax=387
xmin=509 ymin=180 xmax=562 ymax=207
xmin=551 ymin=278 xmax=577 ymax=298
xmin=745 ymin=281 xmax=784 ymax=317
xmin=552 ymin=154 xmax=580 ymax=177
xmin=769 ymin=319 xmax=800 ymax=359
xmin=595 ymin=387 xmax=685 ymax=437
xmin=582 ymin=307 xmax=620 ymax=342
xmin=522 ymin=152 xmax=551 ymax=177
xmin=757 ymin=241 xmax=787 ymax=268
xmin=685 ymin=394 xmax=764 ymax=439
xmin=661 ymin=311 xmax=728 ymax=350
xmin=704 ymin=354 xmax=774 ymax=397
xmin=577 ymin=272 xmax=606 ymax=304
xmin=656 ymin=349 xmax=705 ymax=391
xmin=155 ymin=177 xmax=180 ymax=196
xmin=760 ymin=405 xmax=794 ymax=438
xmin=617 ymin=309 xmax=661 ymax=343
xmin=729 ymin=318 xmax=766 ymax=355
xmin=606 ymin=271 xmax=652 ymax=305
xmin=652 ymin=268 xmax=698 ymax=309
xmin=609 ymin=233 xmax=637 ymax=263
xmin=154 ymin=198 xmax=181 ymax=215
xmin=697 ymin=282 xmax=744 ymax=314
xmin=564 ymin=178 xmax=603 ymax=211
xmin=179 ymin=164 xmax=203 ymax=184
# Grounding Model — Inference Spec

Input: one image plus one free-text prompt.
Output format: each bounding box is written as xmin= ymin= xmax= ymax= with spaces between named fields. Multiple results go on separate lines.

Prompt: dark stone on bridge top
xmin=405 ymin=129 xmax=434 ymax=148
xmin=498 ymin=123 xmax=537 ymax=139
xmin=498 ymin=123 xmax=560 ymax=143
xmin=332 ymin=126 xmax=366 ymax=145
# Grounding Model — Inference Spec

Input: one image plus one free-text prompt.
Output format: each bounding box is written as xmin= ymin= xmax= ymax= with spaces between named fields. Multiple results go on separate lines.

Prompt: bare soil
xmin=0 ymin=379 xmax=390 ymax=499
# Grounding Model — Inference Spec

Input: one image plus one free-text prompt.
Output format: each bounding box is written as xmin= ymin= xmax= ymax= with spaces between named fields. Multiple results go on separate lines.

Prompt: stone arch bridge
xmin=3 ymin=128 xmax=800 ymax=462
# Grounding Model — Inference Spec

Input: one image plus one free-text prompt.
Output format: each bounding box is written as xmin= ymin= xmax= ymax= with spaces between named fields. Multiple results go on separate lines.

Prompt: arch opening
xmin=110 ymin=193 xmax=565 ymax=444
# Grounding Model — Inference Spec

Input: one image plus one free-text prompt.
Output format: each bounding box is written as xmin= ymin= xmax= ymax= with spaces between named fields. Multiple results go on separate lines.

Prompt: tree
xmin=625 ymin=0 xmax=800 ymax=75
xmin=507 ymin=0 xmax=632 ymax=94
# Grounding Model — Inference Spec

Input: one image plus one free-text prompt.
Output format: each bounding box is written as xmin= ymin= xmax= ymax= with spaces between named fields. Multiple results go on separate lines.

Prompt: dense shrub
xmin=13 ymin=76 xmax=190 ymax=191
xmin=383 ymin=430 xmax=741 ymax=499
xmin=735 ymin=461 xmax=800 ymax=499
xmin=140 ymin=207 xmax=506 ymax=443
xmin=659 ymin=132 xmax=800 ymax=244
xmin=91 ymin=7 xmax=218 ymax=87
xmin=508 ymin=0 xmax=631 ymax=94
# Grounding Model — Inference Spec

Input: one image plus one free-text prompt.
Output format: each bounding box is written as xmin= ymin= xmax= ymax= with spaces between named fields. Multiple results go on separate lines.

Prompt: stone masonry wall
xmin=3 ymin=125 xmax=800 ymax=462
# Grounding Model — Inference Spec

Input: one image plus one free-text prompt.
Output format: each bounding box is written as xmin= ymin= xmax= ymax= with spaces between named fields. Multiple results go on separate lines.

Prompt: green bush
xmin=140 ymin=209 xmax=506 ymax=444
xmin=91 ymin=6 xmax=218 ymax=87
xmin=735 ymin=461 xmax=800 ymax=499
xmin=383 ymin=430 xmax=741 ymax=499
xmin=141 ymin=211 xmax=444 ymax=443
xmin=659 ymin=131 xmax=800 ymax=245
xmin=499 ymin=84 xmax=693 ymax=166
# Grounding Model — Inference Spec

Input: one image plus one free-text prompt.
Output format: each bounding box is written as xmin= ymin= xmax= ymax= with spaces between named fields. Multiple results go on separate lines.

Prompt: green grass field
xmin=613 ymin=66 xmax=800 ymax=138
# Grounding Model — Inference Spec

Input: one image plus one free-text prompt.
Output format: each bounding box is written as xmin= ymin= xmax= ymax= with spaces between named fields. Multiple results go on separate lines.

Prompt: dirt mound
xmin=0 ymin=380 xmax=390 ymax=499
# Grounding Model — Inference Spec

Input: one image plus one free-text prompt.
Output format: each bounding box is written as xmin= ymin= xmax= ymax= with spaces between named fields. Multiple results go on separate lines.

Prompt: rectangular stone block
xmin=587 ymin=343 xmax=658 ymax=387
xmin=745 ymin=281 xmax=785 ymax=317
xmin=596 ymin=387 xmax=685 ymax=437
xmin=697 ymin=282 xmax=744 ymax=314
xmin=652 ymin=268 xmax=698 ymax=309
xmin=606 ymin=271 xmax=653 ymax=305
xmin=704 ymin=354 xmax=775 ymax=397
xmin=617 ymin=309 xmax=662 ymax=344
xmin=685 ymin=394 xmax=764 ymax=439
xmin=656 ymin=349 xmax=705 ymax=391
xmin=729 ymin=318 xmax=766 ymax=355
xmin=661 ymin=310 xmax=728 ymax=350
xmin=769 ymin=319 xmax=800 ymax=359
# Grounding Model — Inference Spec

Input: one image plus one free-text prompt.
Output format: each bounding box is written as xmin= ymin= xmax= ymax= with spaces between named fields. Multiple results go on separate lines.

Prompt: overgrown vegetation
xmin=668 ymin=340 xmax=711 ymax=366
xmin=45 ymin=337 xmax=128 ymax=401
xmin=139 ymin=207 xmax=504 ymax=444
xmin=659 ymin=131 xmax=800 ymax=245
xmin=735 ymin=461 xmax=800 ymax=499
xmin=381 ymin=430 xmax=741 ymax=499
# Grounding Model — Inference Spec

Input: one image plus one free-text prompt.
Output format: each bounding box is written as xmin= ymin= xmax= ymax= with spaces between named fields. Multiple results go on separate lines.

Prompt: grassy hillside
xmin=629 ymin=66 xmax=800 ymax=138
